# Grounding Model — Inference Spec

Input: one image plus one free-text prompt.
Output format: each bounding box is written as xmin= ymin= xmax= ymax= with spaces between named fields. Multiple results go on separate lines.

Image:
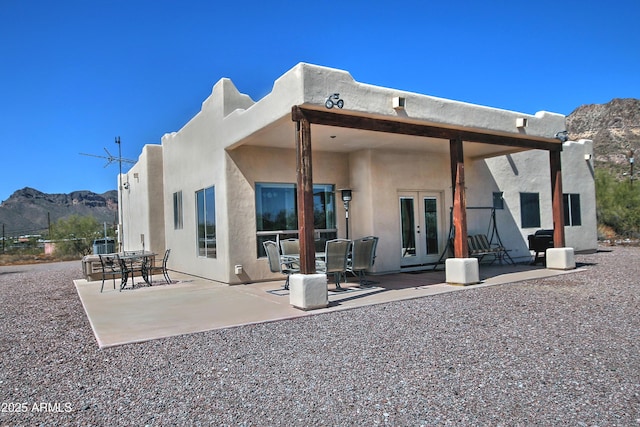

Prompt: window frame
xmin=492 ymin=191 xmax=504 ymax=210
xmin=173 ymin=191 xmax=183 ymax=230
xmin=520 ymin=192 xmax=541 ymax=228
xmin=563 ymin=193 xmax=582 ymax=226
xmin=196 ymin=186 xmax=216 ymax=258
xmin=255 ymin=182 xmax=337 ymax=257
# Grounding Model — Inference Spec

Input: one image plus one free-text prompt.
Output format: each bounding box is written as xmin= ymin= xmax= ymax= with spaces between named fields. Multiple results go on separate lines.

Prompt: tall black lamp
xmin=341 ymin=189 xmax=352 ymax=239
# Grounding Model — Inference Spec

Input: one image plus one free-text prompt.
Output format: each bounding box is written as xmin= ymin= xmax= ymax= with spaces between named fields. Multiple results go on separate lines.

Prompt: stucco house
xmin=119 ymin=63 xmax=596 ymax=285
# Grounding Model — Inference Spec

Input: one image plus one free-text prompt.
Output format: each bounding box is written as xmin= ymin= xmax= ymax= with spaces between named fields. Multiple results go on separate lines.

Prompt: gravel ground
xmin=1 ymin=247 xmax=639 ymax=426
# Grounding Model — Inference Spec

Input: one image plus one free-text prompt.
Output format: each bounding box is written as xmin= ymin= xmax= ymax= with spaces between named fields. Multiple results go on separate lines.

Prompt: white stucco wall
xmin=297 ymin=64 xmax=565 ymax=138
xmin=120 ymin=144 xmax=165 ymax=256
xmin=226 ymin=146 xmax=349 ymax=284
xmin=484 ymin=139 xmax=597 ymax=259
xmin=347 ymin=149 xmax=454 ymax=273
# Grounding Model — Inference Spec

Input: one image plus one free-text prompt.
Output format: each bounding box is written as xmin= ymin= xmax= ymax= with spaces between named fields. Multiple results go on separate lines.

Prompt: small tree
xmin=595 ymin=169 xmax=640 ymax=237
xmin=50 ymin=215 xmax=104 ymax=257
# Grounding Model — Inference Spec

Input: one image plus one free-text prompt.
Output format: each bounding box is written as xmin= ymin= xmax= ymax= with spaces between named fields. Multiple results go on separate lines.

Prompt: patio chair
xmin=279 ymin=238 xmax=300 ymax=257
xmin=319 ymin=238 xmax=351 ymax=290
xmin=116 ymin=253 xmax=145 ymax=291
xmin=98 ymin=254 xmax=121 ymax=293
xmin=146 ymin=249 xmax=172 ymax=285
xmin=347 ymin=236 xmax=378 ymax=286
xmin=263 ymin=241 xmax=300 ymax=290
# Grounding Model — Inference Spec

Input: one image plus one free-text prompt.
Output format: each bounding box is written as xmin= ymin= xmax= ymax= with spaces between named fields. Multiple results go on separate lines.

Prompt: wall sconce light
xmin=516 ymin=118 xmax=528 ymax=128
xmin=341 ymin=189 xmax=352 ymax=239
xmin=393 ymin=96 xmax=406 ymax=110
xmin=584 ymin=154 xmax=592 ymax=161
xmin=123 ymin=182 xmax=130 ymax=190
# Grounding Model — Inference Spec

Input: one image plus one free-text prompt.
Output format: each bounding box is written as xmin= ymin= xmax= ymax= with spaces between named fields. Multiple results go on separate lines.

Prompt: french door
xmin=399 ymin=191 xmax=444 ymax=267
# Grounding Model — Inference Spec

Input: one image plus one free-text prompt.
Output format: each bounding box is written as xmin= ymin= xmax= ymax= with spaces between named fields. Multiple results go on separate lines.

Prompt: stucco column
xmin=450 ymin=137 xmax=469 ymax=258
xmin=294 ymin=113 xmax=317 ymax=274
xmin=550 ymin=150 xmax=566 ymax=248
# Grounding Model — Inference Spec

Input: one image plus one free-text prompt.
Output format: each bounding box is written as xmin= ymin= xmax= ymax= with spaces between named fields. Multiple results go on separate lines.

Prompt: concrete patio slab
xmin=74 ymin=264 xmax=583 ymax=348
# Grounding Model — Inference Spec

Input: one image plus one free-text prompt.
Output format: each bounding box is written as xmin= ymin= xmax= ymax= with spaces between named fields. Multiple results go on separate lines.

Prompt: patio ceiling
xmin=234 ymin=105 xmax=562 ymax=160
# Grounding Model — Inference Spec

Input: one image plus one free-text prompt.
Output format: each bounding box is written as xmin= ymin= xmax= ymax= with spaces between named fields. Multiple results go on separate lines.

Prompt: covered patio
xmin=287 ymin=104 xmax=567 ymax=277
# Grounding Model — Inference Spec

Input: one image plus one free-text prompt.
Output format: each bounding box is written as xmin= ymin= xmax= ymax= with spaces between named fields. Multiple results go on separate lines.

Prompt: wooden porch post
xmin=550 ymin=150 xmax=566 ymax=247
xmin=450 ymin=137 xmax=469 ymax=258
xmin=294 ymin=114 xmax=317 ymax=274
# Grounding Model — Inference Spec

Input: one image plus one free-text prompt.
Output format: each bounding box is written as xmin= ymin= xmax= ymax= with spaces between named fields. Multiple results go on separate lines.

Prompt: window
xmin=520 ymin=192 xmax=541 ymax=228
xmin=563 ymin=193 xmax=582 ymax=226
xmin=173 ymin=191 xmax=183 ymax=230
xmin=196 ymin=186 xmax=216 ymax=258
xmin=493 ymin=192 xmax=504 ymax=210
xmin=256 ymin=183 xmax=336 ymax=256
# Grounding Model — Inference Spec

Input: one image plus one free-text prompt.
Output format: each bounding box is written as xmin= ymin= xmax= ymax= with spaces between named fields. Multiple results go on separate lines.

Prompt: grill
xmin=527 ymin=229 xmax=554 ymax=265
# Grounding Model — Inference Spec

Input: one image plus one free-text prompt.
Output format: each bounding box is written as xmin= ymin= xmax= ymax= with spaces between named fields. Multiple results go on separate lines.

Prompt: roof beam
xmin=292 ymin=106 xmax=562 ymax=152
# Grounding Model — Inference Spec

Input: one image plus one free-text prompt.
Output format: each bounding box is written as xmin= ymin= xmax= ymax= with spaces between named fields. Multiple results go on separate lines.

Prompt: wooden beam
xmin=292 ymin=106 xmax=562 ymax=152
xmin=550 ymin=150 xmax=566 ymax=247
xmin=295 ymin=117 xmax=317 ymax=274
xmin=450 ymin=138 xmax=469 ymax=258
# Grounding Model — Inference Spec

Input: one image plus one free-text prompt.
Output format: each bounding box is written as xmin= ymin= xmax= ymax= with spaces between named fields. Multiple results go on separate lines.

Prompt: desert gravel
xmin=1 ymin=246 xmax=639 ymax=426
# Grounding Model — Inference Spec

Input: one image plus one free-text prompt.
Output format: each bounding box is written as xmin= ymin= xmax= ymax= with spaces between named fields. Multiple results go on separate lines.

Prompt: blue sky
xmin=1 ymin=0 xmax=639 ymax=202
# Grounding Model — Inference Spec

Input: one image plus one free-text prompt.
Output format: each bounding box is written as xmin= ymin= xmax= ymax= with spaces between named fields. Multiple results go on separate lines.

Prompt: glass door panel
xmin=400 ymin=197 xmax=416 ymax=259
xmin=399 ymin=191 xmax=443 ymax=267
xmin=424 ymin=197 xmax=439 ymax=255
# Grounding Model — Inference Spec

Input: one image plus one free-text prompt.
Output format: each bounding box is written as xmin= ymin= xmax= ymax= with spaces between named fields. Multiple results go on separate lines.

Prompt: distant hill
xmin=567 ymin=98 xmax=640 ymax=177
xmin=0 ymin=187 xmax=118 ymax=236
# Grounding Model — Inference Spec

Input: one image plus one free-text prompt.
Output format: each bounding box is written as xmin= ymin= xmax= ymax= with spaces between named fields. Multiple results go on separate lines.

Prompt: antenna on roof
xmin=80 ymin=137 xmax=136 ymax=252
xmin=79 ymin=148 xmax=136 ymax=167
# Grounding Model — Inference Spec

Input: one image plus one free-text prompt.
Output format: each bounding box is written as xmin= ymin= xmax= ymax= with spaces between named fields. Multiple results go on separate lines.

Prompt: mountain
xmin=0 ymin=187 xmax=118 ymax=236
xmin=566 ymin=98 xmax=640 ymax=177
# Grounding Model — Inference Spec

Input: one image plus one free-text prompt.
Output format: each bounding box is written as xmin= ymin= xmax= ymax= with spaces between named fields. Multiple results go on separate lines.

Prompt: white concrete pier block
xmin=445 ymin=258 xmax=480 ymax=285
xmin=289 ymin=274 xmax=328 ymax=310
xmin=546 ymin=247 xmax=576 ymax=270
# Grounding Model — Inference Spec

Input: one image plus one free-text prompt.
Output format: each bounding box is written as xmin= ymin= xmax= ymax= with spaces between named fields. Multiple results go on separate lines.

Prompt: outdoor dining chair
xmin=263 ymin=240 xmax=300 ymax=290
xmin=347 ymin=236 xmax=378 ymax=286
xmin=98 ymin=254 xmax=121 ymax=293
xmin=319 ymin=238 xmax=351 ymax=290
xmin=279 ymin=238 xmax=299 ymax=258
xmin=116 ymin=253 xmax=145 ymax=291
xmin=146 ymin=249 xmax=172 ymax=285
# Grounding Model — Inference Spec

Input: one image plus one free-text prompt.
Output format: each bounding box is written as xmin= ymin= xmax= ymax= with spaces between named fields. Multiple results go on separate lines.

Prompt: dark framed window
xmin=493 ymin=192 xmax=504 ymax=210
xmin=520 ymin=192 xmax=541 ymax=228
xmin=255 ymin=183 xmax=336 ymax=257
xmin=196 ymin=186 xmax=216 ymax=258
xmin=563 ymin=193 xmax=582 ymax=226
xmin=173 ymin=191 xmax=183 ymax=230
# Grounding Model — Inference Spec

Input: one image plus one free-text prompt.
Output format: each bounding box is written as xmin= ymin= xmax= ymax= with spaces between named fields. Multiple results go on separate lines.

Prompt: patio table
xmin=283 ymin=252 xmax=329 ymax=275
xmin=282 ymin=252 xmax=326 ymax=263
xmin=119 ymin=252 xmax=157 ymax=290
